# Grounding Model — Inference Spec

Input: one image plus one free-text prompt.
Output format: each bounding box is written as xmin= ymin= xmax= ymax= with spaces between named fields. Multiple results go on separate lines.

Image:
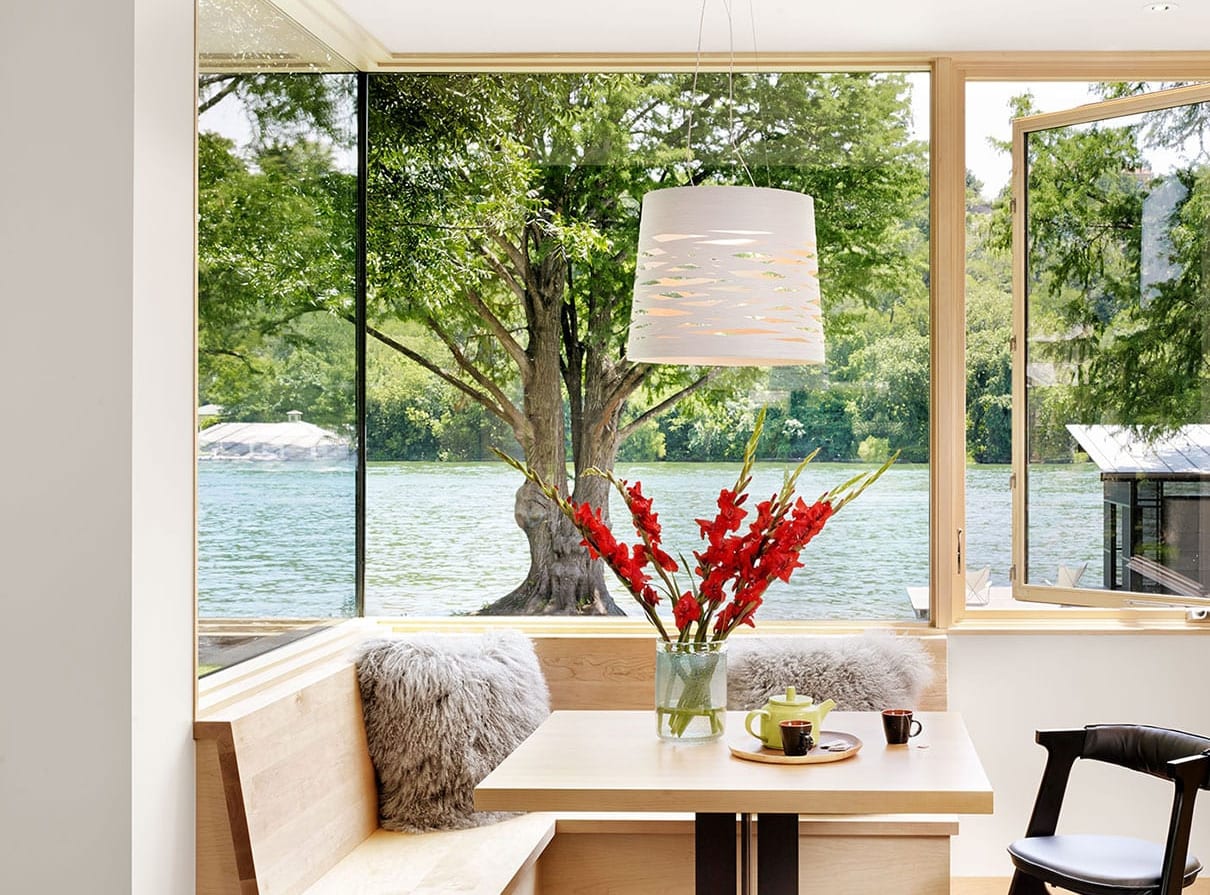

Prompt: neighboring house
xmin=1068 ymin=423 xmax=1210 ymax=595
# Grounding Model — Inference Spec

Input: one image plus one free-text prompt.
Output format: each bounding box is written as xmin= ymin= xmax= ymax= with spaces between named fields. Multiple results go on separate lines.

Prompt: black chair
xmin=1009 ymin=724 xmax=1210 ymax=895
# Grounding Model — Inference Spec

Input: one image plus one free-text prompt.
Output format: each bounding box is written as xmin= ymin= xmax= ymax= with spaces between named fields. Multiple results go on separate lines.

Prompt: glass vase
xmin=654 ymin=640 xmax=727 ymax=742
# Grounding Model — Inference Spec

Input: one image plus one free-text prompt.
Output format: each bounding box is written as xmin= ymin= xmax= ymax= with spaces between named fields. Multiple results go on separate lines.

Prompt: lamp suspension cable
xmin=685 ymin=0 xmax=756 ymax=186
xmin=625 ymin=0 xmax=824 ymax=367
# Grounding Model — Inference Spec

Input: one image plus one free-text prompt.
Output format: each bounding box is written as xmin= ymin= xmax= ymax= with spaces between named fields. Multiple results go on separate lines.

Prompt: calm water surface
xmin=197 ymin=461 xmax=1105 ymax=621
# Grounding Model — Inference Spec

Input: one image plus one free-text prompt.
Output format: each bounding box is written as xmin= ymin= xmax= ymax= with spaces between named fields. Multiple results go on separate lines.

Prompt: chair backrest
xmin=1082 ymin=724 xmax=1210 ymax=787
xmin=1019 ymin=724 xmax=1210 ymax=895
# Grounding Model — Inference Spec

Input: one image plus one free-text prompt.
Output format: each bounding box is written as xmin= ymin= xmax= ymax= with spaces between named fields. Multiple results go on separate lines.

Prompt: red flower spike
xmin=673 ymin=593 xmax=702 ymax=630
xmin=513 ymin=409 xmax=886 ymax=646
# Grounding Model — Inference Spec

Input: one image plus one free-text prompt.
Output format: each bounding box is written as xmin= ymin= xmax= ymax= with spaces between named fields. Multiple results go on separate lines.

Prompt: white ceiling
xmin=328 ymin=0 xmax=1208 ymax=55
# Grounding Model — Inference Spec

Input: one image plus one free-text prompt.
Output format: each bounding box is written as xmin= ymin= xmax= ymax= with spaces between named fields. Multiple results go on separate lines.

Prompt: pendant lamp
xmin=626 ymin=184 xmax=824 ymax=366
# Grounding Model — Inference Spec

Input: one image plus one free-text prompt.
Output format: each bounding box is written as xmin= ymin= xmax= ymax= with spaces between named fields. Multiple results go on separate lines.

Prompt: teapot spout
xmin=818 ymin=698 xmax=837 ymax=714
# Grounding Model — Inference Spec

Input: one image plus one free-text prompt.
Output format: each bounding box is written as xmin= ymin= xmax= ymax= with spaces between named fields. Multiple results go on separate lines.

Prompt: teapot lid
xmin=769 ymin=686 xmax=813 ymax=706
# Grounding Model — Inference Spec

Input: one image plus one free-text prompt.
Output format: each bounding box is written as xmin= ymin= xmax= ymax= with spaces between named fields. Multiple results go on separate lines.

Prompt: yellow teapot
xmin=744 ymin=687 xmax=837 ymax=750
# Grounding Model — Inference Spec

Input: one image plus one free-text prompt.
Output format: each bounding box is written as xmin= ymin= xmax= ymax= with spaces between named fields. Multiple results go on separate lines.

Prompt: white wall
xmin=0 ymin=0 xmax=196 ymax=891
xmin=949 ymin=633 xmax=1210 ymax=877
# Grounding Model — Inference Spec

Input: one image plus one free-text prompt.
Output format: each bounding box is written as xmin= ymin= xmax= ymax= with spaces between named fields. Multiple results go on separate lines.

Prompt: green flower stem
xmin=658 ymin=646 xmax=725 ymax=739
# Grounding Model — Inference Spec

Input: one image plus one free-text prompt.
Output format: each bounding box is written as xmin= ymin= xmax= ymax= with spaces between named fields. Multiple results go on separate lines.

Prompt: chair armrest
xmin=1023 ymin=728 xmax=1087 ymax=838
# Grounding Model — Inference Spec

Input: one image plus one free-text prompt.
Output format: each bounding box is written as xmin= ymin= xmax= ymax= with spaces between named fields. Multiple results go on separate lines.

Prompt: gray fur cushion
xmin=355 ymin=631 xmax=550 ymax=832
xmin=726 ymin=633 xmax=934 ymax=712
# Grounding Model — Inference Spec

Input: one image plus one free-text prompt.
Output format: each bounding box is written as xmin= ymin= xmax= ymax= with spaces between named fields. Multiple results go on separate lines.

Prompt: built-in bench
xmin=196 ymin=620 xmax=953 ymax=895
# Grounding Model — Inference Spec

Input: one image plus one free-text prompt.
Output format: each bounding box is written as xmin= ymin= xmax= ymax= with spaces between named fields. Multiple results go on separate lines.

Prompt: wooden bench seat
xmin=196 ymin=622 xmax=952 ymax=895
xmin=306 ymin=816 xmax=556 ymax=895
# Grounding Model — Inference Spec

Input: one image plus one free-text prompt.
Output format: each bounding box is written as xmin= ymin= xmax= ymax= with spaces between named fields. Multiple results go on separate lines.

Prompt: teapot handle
xmin=745 ymin=709 xmax=769 ymax=741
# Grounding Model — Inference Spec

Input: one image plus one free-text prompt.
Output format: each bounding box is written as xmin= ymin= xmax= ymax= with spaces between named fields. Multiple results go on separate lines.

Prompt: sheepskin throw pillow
xmin=355 ymin=630 xmax=550 ymax=832
xmin=726 ymin=633 xmax=934 ymax=712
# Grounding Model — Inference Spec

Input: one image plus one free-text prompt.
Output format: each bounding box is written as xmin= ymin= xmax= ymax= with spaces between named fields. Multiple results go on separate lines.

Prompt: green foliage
xmin=203 ymin=311 xmax=354 ymax=430
xmin=197 ymin=73 xmax=358 ymax=429
xmin=365 ymin=323 xmax=516 ymax=460
xmin=844 ymin=325 xmax=931 ymax=463
xmin=965 ymin=225 xmax=1013 ymax=463
xmin=1013 ymin=96 xmax=1210 ymax=436
xmin=366 ymin=72 xmax=930 ymax=471
xmin=616 ymin=420 xmax=666 ymax=462
xmin=857 ymin=436 xmax=891 ymax=463
xmin=785 ymin=386 xmax=860 ymax=461
xmin=659 ymin=397 xmax=762 ymax=462
xmin=198 ymin=73 xmax=354 ymax=150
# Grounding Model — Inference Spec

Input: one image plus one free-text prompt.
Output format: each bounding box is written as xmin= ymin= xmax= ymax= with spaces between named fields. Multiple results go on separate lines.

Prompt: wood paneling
xmin=531 ymin=632 xmax=949 ymax=712
xmin=196 ymin=737 xmax=244 ymax=895
xmin=196 ymin=659 xmax=378 ymax=895
xmin=539 ymin=825 xmax=952 ymax=895
xmin=196 ymin=629 xmax=951 ymax=892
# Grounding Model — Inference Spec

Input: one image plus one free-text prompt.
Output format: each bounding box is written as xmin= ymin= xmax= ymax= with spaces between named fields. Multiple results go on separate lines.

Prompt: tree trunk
xmin=477 ymin=480 xmax=623 ymax=615
xmin=477 ymin=229 xmax=625 ymax=616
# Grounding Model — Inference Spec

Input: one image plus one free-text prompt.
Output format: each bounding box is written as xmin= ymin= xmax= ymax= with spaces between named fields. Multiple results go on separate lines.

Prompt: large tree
xmin=366 ymin=72 xmax=927 ymax=615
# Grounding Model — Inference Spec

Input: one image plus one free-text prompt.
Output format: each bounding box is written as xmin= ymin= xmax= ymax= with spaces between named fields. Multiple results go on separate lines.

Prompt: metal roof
xmin=1067 ymin=424 xmax=1210 ymax=476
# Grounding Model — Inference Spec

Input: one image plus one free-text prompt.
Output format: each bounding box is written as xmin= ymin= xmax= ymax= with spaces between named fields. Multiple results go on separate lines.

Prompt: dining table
xmin=474 ymin=709 xmax=993 ymax=895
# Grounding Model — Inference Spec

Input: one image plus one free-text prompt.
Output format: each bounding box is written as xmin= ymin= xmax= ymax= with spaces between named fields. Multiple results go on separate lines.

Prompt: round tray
xmin=728 ymin=729 xmax=863 ymax=764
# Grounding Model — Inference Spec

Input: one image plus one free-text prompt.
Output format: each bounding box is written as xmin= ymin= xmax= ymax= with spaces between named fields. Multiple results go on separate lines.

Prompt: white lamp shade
xmin=627 ymin=185 xmax=824 ymax=366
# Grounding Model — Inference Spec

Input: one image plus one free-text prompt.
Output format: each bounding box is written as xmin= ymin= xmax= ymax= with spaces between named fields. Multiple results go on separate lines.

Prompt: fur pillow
xmin=355 ymin=630 xmax=550 ymax=832
xmin=726 ymin=633 xmax=934 ymax=712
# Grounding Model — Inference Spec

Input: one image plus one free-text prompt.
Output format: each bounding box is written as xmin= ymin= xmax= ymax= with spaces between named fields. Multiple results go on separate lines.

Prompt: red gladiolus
xmin=510 ymin=408 xmax=891 ymax=645
xmin=673 ymin=593 xmax=702 ymax=630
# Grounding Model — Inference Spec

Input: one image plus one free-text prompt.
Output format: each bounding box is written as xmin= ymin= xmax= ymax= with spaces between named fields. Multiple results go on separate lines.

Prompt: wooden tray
xmin=728 ymin=730 xmax=862 ymax=765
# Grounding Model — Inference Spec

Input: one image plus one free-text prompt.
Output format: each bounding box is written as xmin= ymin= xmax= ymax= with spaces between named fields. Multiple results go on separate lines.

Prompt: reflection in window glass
xmin=1023 ymin=93 xmax=1210 ymax=597
xmin=964 ymin=81 xmax=1170 ymax=608
xmin=365 ymin=71 xmax=930 ymax=621
xmin=196 ymin=71 xmax=358 ymax=674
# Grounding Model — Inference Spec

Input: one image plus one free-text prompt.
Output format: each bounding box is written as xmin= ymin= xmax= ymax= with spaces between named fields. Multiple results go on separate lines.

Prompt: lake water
xmin=198 ymin=460 xmax=1105 ymax=621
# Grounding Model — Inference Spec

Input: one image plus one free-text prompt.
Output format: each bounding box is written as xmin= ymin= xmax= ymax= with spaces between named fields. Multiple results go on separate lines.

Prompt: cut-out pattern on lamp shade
xmin=627 ymin=185 xmax=823 ymax=366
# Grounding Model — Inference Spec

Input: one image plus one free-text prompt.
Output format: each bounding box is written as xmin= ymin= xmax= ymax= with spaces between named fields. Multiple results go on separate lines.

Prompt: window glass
xmin=196 ymin=53 xmax=359 ymax=672
xmin=1020 ymin=86 xmax=1210 ymax=602
xmin=364 ymin=71 xmax=930 ymax=621
xmin=964 ymin=81 xmax=1173 ymax=610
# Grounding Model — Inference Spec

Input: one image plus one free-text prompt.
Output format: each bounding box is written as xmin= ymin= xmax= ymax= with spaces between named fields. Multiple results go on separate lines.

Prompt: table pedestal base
xmin=695 ymin=812 xmax=799 ymax=895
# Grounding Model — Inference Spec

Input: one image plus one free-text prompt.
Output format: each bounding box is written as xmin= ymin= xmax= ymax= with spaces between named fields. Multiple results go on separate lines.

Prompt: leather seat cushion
xmin=1009 ymin=835 xmax=1202 ymax=892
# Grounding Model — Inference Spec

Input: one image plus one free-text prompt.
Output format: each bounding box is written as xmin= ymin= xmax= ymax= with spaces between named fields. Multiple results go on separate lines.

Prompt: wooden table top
xmin=475 ymin=710 xmax=993 ymax=816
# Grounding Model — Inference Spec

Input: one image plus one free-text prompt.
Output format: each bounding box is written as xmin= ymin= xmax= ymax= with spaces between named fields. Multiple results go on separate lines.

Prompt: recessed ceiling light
xmin=1143 ymin=2 xmax=1179 ymax=11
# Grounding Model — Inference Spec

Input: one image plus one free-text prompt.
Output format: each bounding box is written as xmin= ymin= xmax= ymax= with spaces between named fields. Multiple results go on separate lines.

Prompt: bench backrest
xmin=197 ymin=659 xmax=378 ymax=895
xmin=530 ymin=633 xmax=948 ymax=711
xmin=196 ymin=629 xmax=947 ymax=894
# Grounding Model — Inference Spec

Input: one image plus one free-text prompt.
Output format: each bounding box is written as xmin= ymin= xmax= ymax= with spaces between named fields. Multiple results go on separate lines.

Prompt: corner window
xmin=196 ymin=0 xmax=360 ymax=675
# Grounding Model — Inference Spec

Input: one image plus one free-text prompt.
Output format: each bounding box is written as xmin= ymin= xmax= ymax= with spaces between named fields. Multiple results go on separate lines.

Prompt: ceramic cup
xmin=779 ymin=718 xmax=814 ymax=756
xmin=882 ymin=709 xmax=923 ymax=745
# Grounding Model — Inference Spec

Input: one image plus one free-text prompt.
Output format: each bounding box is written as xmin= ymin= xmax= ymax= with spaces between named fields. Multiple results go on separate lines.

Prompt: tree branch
xmin=198 ymin=75 xmax=244 ymax=115
xmin=618 ymin=368 xmax=724 ymax=439
xmin=489 ymin=231 xmax=540 ymax=327
xmin=360 ymin=319 xmax=520 ymax=430
xmin=464 ymin=286 xmax=531 ymax=374
xmin=422 ymin=312 xmax=525 ymax=428
xmin=198 ymin=346 xmax=256 ymax=371
xmin=473 ymin=242 xmax=527 ymax=305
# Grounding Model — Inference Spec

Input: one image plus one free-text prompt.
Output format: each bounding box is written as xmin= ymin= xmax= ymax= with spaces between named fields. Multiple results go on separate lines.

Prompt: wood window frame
xmin=196 ymin=46 xmax=1210 ymax=700
xmin=1007 ymin=80 xmax=1210 ymax=615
